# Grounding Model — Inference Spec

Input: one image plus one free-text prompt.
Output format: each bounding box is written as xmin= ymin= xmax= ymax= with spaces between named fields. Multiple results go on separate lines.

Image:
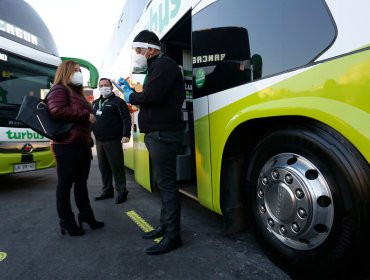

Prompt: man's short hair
xmin=99 ymin=78 xmax=112 ymax=86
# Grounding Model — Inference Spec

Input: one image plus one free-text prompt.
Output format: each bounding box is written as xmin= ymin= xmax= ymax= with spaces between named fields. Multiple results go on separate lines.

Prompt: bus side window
xmin=192 ymin=26 xmax=251 ymax=97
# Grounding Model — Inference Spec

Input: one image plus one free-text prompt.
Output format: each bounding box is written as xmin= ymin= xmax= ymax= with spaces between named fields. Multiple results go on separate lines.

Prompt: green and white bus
xmin=0 ymin=0 xmax=98 ymax=175
xmin=102 ymin=0 xmax=370 ymax=276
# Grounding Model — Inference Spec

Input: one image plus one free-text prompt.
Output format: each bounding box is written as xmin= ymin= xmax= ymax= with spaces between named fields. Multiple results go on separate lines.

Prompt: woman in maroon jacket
xmin=47 ymin=60 xmax=103 ymax=236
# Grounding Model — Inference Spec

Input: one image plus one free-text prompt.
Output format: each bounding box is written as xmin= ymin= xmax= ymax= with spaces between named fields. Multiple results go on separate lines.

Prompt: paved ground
xmin=0 ymin=152 xmax=294 ymax=280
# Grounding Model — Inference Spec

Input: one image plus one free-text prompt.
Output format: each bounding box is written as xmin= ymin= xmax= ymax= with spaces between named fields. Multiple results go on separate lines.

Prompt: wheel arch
xmin=219 ymin=115 xmax=370 ymax=234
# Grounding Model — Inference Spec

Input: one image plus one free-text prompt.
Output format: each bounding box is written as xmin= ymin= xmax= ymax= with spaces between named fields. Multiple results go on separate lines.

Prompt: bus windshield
xmin=0 ymin=51 xmax=56 ymax=106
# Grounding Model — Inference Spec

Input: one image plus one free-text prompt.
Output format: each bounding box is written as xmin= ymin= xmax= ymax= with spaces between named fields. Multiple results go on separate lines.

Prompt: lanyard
xmin=98 ymin=99 xmax=109 ymax=110
xmin=143 ymin=70 xmax=148 ymax=87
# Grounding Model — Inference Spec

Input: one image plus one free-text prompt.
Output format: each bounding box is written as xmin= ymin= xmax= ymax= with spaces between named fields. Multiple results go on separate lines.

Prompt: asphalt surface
xmin=0 ymin=149 xmax=292 ymax=280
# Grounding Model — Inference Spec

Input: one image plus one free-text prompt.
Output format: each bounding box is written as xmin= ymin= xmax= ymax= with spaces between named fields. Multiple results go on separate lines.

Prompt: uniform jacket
xmin=47 ymin=84 xmax=93 ymax=146
xmin=92 ymin=94 xmax=131 ymax=141
xmin=129 ymin=53 xmax=185 ymax=133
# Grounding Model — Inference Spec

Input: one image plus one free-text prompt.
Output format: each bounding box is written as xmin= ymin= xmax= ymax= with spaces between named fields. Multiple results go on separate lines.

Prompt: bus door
xmin=192 ymin=26 xmax=253 ymax=209
xmin=161 ymin=11 xmax=197 ymax=198
xmin=129 ymin=10 xmax=196 ymax=194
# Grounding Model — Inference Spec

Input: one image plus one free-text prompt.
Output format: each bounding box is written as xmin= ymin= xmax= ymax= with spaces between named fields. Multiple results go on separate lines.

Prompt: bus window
xmin=192 ymin=0 xmax=335 ymax=98
xmin=192 ymin=26 xmax=252 ymax=98
xmin=0 ymin=52 xmax=55 ymax=105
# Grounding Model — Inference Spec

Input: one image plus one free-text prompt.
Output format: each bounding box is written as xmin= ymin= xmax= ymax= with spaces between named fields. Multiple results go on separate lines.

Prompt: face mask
xmin=132 ymin=50 xmax=148 ymax=73
xmin=99 ymin=86 xmax=112 ymax=98
xmin=70 ymin=72 xmax=83 ymax=86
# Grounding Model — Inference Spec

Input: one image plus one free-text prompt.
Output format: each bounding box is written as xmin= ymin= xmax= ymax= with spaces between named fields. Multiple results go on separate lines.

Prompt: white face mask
xmin=70 ymin=72 xmax=83 ymax=86
xmin=99 ymin=86 xmax=112 ymax=98
xmin=132 ymin=50 xmax=148 ymax=73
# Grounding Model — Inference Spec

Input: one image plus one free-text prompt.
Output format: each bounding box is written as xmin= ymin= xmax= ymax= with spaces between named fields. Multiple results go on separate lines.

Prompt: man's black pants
xmin=144 ymin=131 xmax=183 ymax=240
xmin=95 ymin=139 xmax=127 ymax=196
xmin=52 ymin=144 xmax=93 ymax=224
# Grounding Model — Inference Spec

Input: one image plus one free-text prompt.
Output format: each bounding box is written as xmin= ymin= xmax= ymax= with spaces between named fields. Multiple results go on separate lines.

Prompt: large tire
xmin=245 ymin=123 xmax=370 ymax=278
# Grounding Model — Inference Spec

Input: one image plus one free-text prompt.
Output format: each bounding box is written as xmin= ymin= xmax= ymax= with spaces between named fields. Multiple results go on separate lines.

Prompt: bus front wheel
xmin=245 ymin=123 xmax=370 ymax=277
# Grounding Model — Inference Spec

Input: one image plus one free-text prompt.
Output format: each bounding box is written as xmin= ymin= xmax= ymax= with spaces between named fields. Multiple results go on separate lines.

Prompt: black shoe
xmin=60 ymin=226 xmax=85 ymax=236
xmin=78 ymin=214 xmax=104 ymax=230
xmin=142 ymin=226 xmax=165 ymax=239
xmin=60 ymin=220 xmax=85 ymax=236
xmin=95 ymin=192 xmax=114 ymax=201
xmin=145 ymin=236 xmax=182 ymax=255
xmin=115 ymin=191 xmax=128 ymax=204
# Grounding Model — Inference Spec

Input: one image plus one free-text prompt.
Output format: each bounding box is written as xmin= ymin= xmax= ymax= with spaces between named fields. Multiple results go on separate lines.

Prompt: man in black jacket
xmin=123 ymin=30 xmax=185 ymax=255
xmin=92 ymin=78 xmax=131 ymax=204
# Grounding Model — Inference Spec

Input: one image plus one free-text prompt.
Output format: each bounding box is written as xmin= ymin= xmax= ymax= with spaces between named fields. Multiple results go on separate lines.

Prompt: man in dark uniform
xmin=92 ymin=78 xmax=131 ymax=204
xmin=122 ymin=30 xmax=185 ymax=255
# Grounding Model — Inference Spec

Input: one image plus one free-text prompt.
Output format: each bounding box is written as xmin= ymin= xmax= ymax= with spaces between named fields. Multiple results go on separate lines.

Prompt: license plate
xmin=13 ymin=162 xmax=36 ymax=173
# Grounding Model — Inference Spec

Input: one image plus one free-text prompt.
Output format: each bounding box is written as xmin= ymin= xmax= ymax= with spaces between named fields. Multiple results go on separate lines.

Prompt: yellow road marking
xmin=126 ymin=210 xmax=162 ymax=243
xmin=0 ymin=252 xmax=7 ymax=262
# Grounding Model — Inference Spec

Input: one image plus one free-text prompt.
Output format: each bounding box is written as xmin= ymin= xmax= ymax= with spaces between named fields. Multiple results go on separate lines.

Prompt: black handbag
xmin=16 ymin=85 xmax=74 ymax=140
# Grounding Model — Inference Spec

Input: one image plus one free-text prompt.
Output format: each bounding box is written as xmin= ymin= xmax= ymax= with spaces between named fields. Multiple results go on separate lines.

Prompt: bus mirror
xmin=251 ymin=54 xmax=262 ymax=80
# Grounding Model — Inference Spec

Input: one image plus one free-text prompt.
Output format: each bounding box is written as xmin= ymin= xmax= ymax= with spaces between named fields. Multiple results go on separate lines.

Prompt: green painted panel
xmin=207 ymin=49 xmax=370 ymax=212
xmin=124 ymin=147 xmax=134 ymax=170
xmin=0 ymin=150 xmax=55 ymax=175
xmin=193 ymin=112 xmax=215 ymax=212
xmin=133 ymin=132 xmax=152 ymax=192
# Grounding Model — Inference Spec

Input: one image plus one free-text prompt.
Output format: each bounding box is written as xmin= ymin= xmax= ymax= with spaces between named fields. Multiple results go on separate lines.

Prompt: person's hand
xmin=89 ymin=113 xmax=96 ymax=124
xmin=118 ymin=77 xmax=133 ymax=103
xmin=117 ymin=77 xmax=126 ymax=86
xmin=123 ymin=90 xmax=133 ymax=103
xmin=121 ymin=137 xmax=130 ymax=143
xmin=118 ymin=77 xmax=132 ymax=91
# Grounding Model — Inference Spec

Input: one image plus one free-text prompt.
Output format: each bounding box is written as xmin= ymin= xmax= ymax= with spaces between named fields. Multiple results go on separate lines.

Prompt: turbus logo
xmin=0 ymin=128 xmax=46 ymax=142
xmin=145 ymin=0 xmax=181 ymax=33
xmin=5 ymin=129 xmax=45 ymax=140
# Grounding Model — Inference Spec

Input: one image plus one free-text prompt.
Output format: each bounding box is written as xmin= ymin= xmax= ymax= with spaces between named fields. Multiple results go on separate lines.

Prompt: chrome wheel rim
xmin=256 ymin=153 xmax=334 ymax=250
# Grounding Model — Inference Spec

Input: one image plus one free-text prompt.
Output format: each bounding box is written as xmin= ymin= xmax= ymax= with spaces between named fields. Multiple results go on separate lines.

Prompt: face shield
xmin=131 ymin=42 xmax=160 ymax=73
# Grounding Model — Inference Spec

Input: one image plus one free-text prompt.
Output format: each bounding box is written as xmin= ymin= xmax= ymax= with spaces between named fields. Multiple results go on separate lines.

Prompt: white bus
xmin=102 ymin=0 xmax=370 ymax=277
xmin=0 ymin=0 xmax=98 ymax=175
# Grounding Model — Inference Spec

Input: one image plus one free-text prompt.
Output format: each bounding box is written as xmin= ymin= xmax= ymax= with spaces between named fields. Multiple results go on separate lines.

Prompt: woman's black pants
xmin=52 ymin=143 xmax=94 ymax=225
